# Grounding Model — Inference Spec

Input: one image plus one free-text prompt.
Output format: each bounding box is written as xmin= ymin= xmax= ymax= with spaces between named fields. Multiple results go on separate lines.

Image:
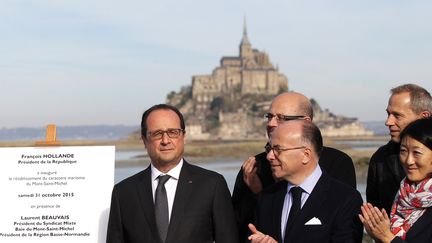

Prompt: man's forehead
xmin=270 ymin=100 xmax=299 ymax=114
xmin=387 ymin=93 xmax=415 ymax=113
xmin=389 ymin=92 xmax=411 ymax=105
xmin=147 ymin=110 xmax=181 ymax=126
xmin=272 ymin=123 xmax=302 ymax=140
xmin=148 ymin=109 xmax=179 ymax=119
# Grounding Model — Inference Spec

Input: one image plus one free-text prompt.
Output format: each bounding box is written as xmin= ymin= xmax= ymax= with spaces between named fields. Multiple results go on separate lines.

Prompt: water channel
xmin=115 ymin=150 xmax=367 ymax=200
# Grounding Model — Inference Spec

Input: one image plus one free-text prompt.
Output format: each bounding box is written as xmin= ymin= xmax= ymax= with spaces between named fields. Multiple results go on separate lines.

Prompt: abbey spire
xmin=239 ymin=18 xmax=253 ymax=59
xmin=240 ymin=17 xmax=250 ymax=46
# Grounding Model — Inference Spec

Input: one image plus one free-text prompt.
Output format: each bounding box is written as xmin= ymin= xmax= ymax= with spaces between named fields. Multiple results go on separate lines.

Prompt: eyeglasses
xmin=263 ymin=113 xmax=306 ymax=123
xmin=147 ymin=128 xmax=184 ymax=140
xmin=265 ymin=144 xmax=305 ymax=156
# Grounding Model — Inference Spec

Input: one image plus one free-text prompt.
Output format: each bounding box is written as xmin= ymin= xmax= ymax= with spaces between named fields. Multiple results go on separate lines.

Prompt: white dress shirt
xmin=281 ymin=165 xmax=322 ymax=241
xmin=151 ymin=159 xmax=183 ymax=221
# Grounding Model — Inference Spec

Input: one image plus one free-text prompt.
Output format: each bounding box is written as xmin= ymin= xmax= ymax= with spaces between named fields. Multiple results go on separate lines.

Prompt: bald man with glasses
xmin=232 ymin=92 xmax=357 ymax=242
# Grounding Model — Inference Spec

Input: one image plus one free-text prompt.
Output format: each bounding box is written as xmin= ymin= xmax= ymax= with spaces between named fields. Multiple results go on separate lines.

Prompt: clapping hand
xmin=359 ymin=203 xmax=395 ymax=243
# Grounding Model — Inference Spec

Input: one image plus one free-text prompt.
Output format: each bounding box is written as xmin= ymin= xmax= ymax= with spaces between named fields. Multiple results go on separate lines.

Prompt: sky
xmin=1 ymin=0 xmax=431 ymax=128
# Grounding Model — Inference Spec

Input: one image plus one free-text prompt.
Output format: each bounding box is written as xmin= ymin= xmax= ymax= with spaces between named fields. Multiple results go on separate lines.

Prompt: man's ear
xmin=302 ymin=147 xmax=312 ymax=165
xmin=420 ymin=111 xmax=431 ymax=118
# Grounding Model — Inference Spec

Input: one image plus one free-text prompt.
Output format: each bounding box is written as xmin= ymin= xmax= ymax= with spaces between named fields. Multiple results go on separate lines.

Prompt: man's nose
xmin=161 ymin=132 xmax=170 ymax=143
xmin=385 ymin=114 xmax=395 ymax=127
xmin=266 ymin=149 xmax=275 ymax=161
xmin=267 ymin=116 xmax=278 ymax=127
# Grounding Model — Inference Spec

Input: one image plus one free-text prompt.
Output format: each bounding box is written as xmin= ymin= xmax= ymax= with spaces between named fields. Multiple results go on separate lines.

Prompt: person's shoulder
xmin=370 ymin=140 xmax=396 ymax=160
xmin=322 ymin=172 xmax=359 ymax=197
xmin=321 ymin=146 xmax=353 ymax=165
xmin=374 ymin=141 xmax=392 ymax=152
xmin=322 ymin=146 xmax=350 ymax=159
xmin=182 ymin=160 xmax=225 ymax=180
xmin=320 ymin=174 xmax=363 ymax=217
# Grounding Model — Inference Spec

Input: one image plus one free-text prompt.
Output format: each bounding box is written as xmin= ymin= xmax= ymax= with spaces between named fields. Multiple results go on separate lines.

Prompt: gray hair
xmin=391 ymin=84 xmax=432 ymax=115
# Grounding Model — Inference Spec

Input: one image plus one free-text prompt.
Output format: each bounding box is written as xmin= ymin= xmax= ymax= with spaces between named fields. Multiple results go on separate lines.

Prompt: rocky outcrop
xmin=166 ymin=23 xmax=373 ymax=140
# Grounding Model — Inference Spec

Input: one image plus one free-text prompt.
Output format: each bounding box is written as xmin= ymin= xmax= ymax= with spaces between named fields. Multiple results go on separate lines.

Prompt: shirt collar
xmin=151 ymin=159 xmax=183 ymax=182
xmin=287 ymin=165 xmax=322 ymax=195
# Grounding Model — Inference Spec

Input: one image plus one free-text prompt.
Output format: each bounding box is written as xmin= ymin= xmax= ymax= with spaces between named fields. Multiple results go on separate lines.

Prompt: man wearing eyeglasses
xmin=232 ymin=92 xmax=356 ymax=242
xmin=247 ymin=120 xmax=363 ymax=243
xmin=106 ymin=104 xmax=238 ymax=243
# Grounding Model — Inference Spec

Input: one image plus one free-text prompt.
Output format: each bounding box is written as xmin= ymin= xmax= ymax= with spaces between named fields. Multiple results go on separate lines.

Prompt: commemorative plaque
xmin=0 ymin=146 xmax=115 ymax=243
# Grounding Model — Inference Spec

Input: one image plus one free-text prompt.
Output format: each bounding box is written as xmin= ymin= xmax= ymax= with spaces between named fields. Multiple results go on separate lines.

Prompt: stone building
xmin=191 ymin=23 xmax=288 ymax=115
xmin=166 ymin=22 xmax=373 ymax=140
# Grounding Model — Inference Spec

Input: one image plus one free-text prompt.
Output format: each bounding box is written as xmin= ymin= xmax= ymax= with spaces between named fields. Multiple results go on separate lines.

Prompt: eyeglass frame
xmin=146 ymin=128 xmax=185 ymax=140
xmin=263 ymin=113 xmax=307 ymax=123
xmin=264 ymin=144 xmax=306 ymax=156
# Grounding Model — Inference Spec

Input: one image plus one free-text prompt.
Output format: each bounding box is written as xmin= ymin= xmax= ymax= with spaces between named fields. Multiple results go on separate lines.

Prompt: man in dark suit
xmin=248 ymin=120 xmax=363 ymax=243
xmin=106 ymin=104 xmax=238 ymax=243
xmin=232 ymin=92 xmax=356 ymax=241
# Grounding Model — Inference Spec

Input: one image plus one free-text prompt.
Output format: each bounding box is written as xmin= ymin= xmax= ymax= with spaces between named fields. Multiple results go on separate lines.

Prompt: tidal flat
xmin=0 ymin=135 xmax=388 ymax=184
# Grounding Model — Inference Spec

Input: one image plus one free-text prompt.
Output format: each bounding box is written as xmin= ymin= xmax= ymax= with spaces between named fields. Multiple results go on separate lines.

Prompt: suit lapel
xmin=165 ymin=161 xmax=194 ymax=241
xmin=273 ymin=181 xmax=288 ymax=242
xmin=300 ymin=173 xmax=330 ymax=212
xmin=135 ymin=166 xmax=160 ymax=241
xmin=285 ymin=173 xmax=330 ymax=241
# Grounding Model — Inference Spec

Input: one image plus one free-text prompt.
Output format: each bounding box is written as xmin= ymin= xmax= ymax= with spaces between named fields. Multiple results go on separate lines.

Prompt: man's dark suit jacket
xmin=232 ymin=146 xmax=356 ymax=242
xmin=366 ymin=141 xmax=405 ymax=214
xmin=255 ymin=171 xmax=363 ymax=243
xmin=390 ymin=207 xmax=432 ymax=243
xmin=106 ymin=160 xmax=239 ymax=243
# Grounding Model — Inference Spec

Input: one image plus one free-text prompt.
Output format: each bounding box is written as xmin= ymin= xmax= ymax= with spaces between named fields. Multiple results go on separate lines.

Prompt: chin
xmin=271 ymin=171 xmax=283 ymax=180
xmin=407 ymin=175 xmax=425 ymax=183
xmin=158 ymin=155 xmax=176 ymax=163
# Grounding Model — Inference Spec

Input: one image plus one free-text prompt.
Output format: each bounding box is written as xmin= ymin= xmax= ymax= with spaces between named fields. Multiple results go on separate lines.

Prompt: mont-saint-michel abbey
xmin=167 ymin=24 xmax=373 ymax=140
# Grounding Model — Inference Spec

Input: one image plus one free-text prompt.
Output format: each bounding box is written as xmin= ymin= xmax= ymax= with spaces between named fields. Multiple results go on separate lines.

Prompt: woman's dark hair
xmin=140 ymin=104 xmax=185 ymax=137
xmin=400 ymin=118 xmax=432 ymax=150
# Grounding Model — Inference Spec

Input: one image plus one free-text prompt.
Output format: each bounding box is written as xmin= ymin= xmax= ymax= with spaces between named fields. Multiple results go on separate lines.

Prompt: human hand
xmin=359 ymin=203 xmax=395 ymax=243
xmin=248 ymin=224 xmax=277 ymax=243
xmin=242 ymin=157 xmax=263 ymax=194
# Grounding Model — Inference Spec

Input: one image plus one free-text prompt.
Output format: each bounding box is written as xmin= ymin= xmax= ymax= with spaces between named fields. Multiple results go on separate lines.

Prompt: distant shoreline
xmin=0 ymin=136 xmax=385 ymax=184
xmin=0 ymin=136 xmax=387 ymax=160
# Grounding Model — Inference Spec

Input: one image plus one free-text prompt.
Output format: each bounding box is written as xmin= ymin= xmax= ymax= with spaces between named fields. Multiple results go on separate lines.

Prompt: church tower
xmin=239 ymin=19 xmax=253 ymax=61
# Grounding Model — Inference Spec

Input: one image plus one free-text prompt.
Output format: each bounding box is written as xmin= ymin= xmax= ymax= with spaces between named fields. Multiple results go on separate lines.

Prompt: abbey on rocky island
xmin=167 ymin=22 xmax=372 ymax=140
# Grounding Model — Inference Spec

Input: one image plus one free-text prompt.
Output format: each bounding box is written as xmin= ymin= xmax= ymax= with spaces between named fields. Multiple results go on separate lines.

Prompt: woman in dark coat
xmin=360 ymin=118 xmax=432 ymax=243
